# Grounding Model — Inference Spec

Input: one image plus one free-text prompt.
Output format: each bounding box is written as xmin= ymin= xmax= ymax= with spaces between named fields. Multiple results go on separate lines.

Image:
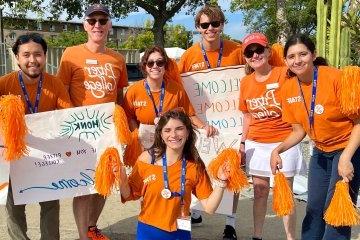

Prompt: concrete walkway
xmin=1 ymin=191 xmax=360 ymax=240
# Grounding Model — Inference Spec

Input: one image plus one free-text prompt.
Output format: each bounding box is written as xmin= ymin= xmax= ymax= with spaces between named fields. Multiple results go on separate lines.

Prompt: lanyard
xmin=162 ymin=154 xmax=187 ymax=204
xmin=200 ymin=40 xmax=224 ymax=69
xmin=144 ymin=80 xmax=165 ymax=117
xmin=297 ymin=67 xmax=318 ymax=130
xmin=18 ymin=71 xmax=43 ymax=114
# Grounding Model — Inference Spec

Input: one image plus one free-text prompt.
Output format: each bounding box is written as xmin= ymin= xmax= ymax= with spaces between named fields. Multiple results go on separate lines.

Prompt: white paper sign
xmin=0 ymin=149 xmax=9 ymax=205
xmin=10 ymin=102 xmax=120 ymax=205
xmin=182 ymin=66 xmax=246 ymax=215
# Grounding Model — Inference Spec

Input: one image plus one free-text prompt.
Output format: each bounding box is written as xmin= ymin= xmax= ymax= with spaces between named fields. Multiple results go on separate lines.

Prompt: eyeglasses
xmin=199 ymin=21 xmax=221 ymax=29
xmin=146 ymin=59 xmax=166 ymax=68
xmin=244 ymin=46 xmax=266 ymax=58
xmin=85 ymin=18 xmax=109 ymax=26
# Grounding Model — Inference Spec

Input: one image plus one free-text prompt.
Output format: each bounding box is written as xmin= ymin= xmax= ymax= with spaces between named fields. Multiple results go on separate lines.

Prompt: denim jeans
xmin=301 ymin=147 xmax=360 ymax=240
xmin=6 ymin=181 xmax=60 ymax=240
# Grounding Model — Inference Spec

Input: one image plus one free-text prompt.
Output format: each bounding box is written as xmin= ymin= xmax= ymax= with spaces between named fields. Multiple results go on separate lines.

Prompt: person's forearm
xmin=190 ymin=115 xmax=205 ymax=128
xmin=341 ymin=119 xmax=360 ymax=161
xmin=203 ymin=184 xmax=226 ymax=214
xmin=276 ymin=124 xmax=306 ymax=154
xmin=241 ymin=113 xmax=251 ymax=141
xmin=120 ymin=179 xmax=131 ymax=199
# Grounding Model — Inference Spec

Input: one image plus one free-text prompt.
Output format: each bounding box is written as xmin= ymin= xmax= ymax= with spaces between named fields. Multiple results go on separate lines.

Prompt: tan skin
xmin=119 ymin=118 xmax=230 ymax=214
xmin=240 ymin=43 xmax=296 ymax=240
xmin=270 ymin=43 xmax=360 ymax=183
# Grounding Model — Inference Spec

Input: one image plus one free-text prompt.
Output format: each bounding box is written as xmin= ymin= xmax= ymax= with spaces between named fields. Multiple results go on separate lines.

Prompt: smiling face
xmin=197 ymin=14 xmax=223 ymax=44
xmin=83 ymin=13 xmax=111 ymax=45
xmin=244 ymin=43 xmax=271 ymax=70
xmin=161 ymin=118 xmax=189 ymax=152
xmin=145 ymin=51 xmax=166 ymax=82
xmin=16 ymin=40 xmax=46 ymax=81
xmin=285 ymin=43 xmax=316 ymax=78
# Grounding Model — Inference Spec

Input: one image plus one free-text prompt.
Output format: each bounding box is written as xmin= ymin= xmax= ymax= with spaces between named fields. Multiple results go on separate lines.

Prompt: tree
xmin=1 ymin=0 xmax=212 ymax=47
xmin=230 ymin=0 xmax=317 ymax=43
xmin=46 ymin=31 xmax=88 ymax=47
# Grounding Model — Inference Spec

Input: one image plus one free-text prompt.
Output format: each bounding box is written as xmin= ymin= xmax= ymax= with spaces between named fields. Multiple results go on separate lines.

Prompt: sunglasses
xmin=146 ymin=59 xmax=166 ymax=68
xmin=199 ymin=21 xmax=221 ymax=29
xmin=85 ymin=18 xmax=109 ymax=26
xmin=244 ymin=46 xmax=266 ymax=58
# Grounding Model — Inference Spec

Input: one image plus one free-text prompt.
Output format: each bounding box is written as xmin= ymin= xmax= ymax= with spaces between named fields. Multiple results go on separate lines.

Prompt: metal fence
xmin=0 ymin=43 xmax=140 ymax=76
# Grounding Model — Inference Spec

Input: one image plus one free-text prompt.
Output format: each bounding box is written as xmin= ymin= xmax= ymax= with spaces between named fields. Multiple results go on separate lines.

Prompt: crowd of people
xmin=0 ymin=2 xmax=359 ymax=240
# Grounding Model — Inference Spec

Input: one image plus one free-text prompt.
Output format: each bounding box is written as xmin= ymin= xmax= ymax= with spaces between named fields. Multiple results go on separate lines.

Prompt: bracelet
xmin=240 ymin=141 xmax=245 ymax=145
xmin=213 ymin=179 xmax=227 ymax=188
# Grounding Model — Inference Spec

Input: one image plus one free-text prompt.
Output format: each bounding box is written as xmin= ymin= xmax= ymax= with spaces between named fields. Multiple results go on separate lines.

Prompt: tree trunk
xmin=152 ymin=17 xmax=166 ymax=47
xmin=276 ymin=0 xmax=289 ymax=44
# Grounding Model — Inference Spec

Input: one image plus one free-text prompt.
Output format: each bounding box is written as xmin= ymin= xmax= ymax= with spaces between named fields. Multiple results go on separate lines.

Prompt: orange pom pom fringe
xmin=269 ymin=43 xmax=286 ymax=67
xmin=324 ymin=181 xmax=360 ymax=227
xmin=208 ymin=148 xmax=249 ymax=192
xmin=272 ymin=172 xmax=294 ymax=217
xmin=339 ymin=66 xmax=360 ymax=116
xmin=123 ymin=128 xmax=142 ymax=167
xmin=95 ymin=147 xmax=122 ymax=197
xmin=0 ymin=95 xmax=28 ymax=161
xmin=113 ymin=105 xmax=132 ymax=145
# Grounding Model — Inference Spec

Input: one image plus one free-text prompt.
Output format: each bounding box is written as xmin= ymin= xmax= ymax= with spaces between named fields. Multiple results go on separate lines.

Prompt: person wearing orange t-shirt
xmin=270 ymin=34 xmax=360 ymax=240
xmin=239 ymin=33 xmax=304 ymax=240
xmin=0 ymin=33 xmax=72 ymax=240
xmin=56 ymin=4 xmax=128 ymax=240
xmin=178 ymin=5 xmax=244 ymax=238
xmin=118 ymin=109 xmax=230 ymax=240
xmin=123 ymin=46 xmax=217 ymax=150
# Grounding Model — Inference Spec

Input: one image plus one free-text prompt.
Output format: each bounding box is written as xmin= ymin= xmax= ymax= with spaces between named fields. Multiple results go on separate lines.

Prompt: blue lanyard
xmin=162 ymin=154 xmax=187 ymax=204
xmin=200 ymin=40 xmax=224 ymax=69
xmin=18 ymin=71 xmax=43 ymax=114
xmin=144 ymin=80 xmax=165 ymax=117
xmin=298 ymin=67 xmax=318 ymax=130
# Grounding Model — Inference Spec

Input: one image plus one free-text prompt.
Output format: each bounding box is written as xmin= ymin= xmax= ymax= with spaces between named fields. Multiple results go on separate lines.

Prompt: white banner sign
xmin=10 ymin=102 xmax=120 ymax=205
xmin=182 ymin=66 xmax=246 ymax=215
xmin=0 ymin=151 xmax=9 ymax=205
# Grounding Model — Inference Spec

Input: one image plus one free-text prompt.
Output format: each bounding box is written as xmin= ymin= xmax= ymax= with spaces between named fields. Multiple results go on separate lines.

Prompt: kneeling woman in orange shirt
xmin=118 ymin=109 xmax=230 ymax=240
xmin=122 ymin=46 xmax=217 ymax=149
xmin=270 ymin=34 xmax=360 ymax=240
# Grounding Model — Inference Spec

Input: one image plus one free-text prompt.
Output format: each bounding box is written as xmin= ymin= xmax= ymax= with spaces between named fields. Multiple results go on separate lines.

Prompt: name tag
xmin=177 ymin=217 xmax=191 ymax=231
xmin=85 ymin=59 xmax=98 ymax=65
xmin=266 ymin=83 xmax=279 ymax=90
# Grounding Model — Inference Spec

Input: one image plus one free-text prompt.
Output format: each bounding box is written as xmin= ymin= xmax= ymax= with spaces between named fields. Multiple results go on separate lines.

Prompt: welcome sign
xmin=10 ymin=102 xmax=120 ymax=205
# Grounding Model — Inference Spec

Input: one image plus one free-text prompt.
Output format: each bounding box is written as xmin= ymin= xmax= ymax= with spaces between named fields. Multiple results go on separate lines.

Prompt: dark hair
xmin=152 ymin=109 xmax=206 ymax=171
xmin=195 ymin=5 xmax=225 ymax=28
xmin=284 ymin=34 xmax=327 ymax=77
xmin=12 ymin=33 xmax=47 ymax=55
xmin=139 ymin=45 xmax=169 ymax=76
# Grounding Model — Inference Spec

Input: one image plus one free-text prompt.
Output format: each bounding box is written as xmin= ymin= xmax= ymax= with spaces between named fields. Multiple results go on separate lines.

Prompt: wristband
xmin=213 ymin=179 xmax=227 ymax=188
xmin=240 ymin=141 xmax=245 ymax=145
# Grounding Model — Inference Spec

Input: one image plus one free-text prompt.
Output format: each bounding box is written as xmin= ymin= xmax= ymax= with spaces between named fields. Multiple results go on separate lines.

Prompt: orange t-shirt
xmin=122 ymin=159 xmax=213 ymax=232
xmin=281 ymin=66 xmax=354 ymax=152
xmin=164 ymin=58 xmax=183 ymax=85
xmin=122 ymin=79 xmax=196 ymax=125
xmin=0 ymin=71 xmax=72 ymax=113
xmin=178 ymin=39 xmax=245 ymax=73
xmin=239 ymin=67 xmax=291 ymax=143
xmin=57 ymin=44 xmax=128 ymax=107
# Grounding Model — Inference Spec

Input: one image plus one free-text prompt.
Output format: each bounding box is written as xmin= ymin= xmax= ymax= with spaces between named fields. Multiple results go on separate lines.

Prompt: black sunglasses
xmin=244 ymin=46 xmax=266 ymax=58
xmin=86 ymin=18 xmax=109 ymax=26
xmin=199 ymin=21 xmax=221 ymax=29
xmin=146 ymin=60 xmax=166 ymax=68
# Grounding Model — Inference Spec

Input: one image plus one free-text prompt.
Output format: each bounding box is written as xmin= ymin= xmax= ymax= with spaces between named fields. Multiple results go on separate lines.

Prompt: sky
xmin=113 ymin=0 xmax=247 ymax=41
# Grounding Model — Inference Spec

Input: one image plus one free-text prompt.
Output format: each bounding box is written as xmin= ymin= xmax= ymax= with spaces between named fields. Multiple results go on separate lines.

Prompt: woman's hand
xmin=270 ymin=149 xmax=282 ymax=175
xmin=217 ymin=161 xmax=231 ymax=181
xmin=338 ymin=152 xmax=354 ymax=182
xmin=204 ymin=124 xmax=218 ymax=137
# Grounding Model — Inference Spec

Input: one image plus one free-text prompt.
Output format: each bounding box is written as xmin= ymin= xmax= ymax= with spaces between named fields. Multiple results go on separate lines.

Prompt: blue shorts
xmin=136 ymin=221 xmax=191 ymax=240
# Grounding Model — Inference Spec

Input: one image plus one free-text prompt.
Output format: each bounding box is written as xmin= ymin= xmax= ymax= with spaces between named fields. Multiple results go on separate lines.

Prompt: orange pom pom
xmin=113 ymin=104 xmax=132 ymax=145
xmin=123 ymin=128 xmax=142 ymax=167
xmin=272 ymin=172 xmax=294 ymax=217
xmin=269 ymin=43 xmax=286 ymax=67
xmin=324 ymin=181 xmax=360 ymax=226
xmin=208 ymin=148 xmax=249 ymax=192
xmin=339 ymin=66 xmax=360 ymax=116
xmin=95 ymin=147 xmax=122 ymax=197
xmin=0 ymin=95 xmax=28 ymax=161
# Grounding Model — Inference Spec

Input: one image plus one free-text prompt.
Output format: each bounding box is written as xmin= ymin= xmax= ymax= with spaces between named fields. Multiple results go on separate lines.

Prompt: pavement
xmin=1 ymin=189 xmax=360 ymax=240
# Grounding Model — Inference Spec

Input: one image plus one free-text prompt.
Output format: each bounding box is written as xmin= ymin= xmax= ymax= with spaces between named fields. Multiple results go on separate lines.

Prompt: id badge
xmin=176 ymin=216 xmax=191 ymax=231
